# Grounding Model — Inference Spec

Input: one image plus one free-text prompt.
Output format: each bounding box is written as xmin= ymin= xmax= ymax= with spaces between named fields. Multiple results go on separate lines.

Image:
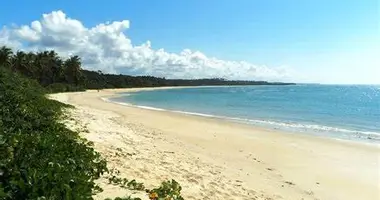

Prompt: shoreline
xmin=104 ymin=87 xmax=380 ymax=147
xmin=51 ymin=88 xmax=380 ymax=200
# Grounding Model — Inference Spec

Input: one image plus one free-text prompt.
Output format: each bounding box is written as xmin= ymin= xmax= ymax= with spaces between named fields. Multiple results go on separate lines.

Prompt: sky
xmin=0 ymin=0 xmax=379 ymax=84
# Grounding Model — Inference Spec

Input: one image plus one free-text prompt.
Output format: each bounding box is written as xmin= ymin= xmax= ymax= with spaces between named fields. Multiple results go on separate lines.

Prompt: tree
xmin=48 ymin=50 xmax=64 ymax=83
xmin=0 ymin=45 xmax=294 ymax=92
xmin=11 ymin=51 xmax=27 ymax=73
xmin=25 ymin=52 xmax=37 ymax=77
xmin=0 ymin=46 xmax=13 ymax=68
xmin=34 ymin=51 xmax=53 ymax=86
xmin=64 ymin=55 xmax=83 ymax=85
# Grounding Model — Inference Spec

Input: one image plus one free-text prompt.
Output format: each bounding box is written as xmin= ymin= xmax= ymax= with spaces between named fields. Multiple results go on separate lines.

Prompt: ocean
xmin=109 ymin=85 xmax=380 ymax=143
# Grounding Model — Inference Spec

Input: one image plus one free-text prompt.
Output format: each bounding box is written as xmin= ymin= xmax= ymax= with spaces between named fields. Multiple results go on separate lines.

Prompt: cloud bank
xmin=0 ymin=10 xmax=296 ymax=81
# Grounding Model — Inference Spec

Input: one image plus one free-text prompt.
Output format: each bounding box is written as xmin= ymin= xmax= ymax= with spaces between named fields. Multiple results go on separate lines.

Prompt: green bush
xmin=46 ymin=83 xmax=86 ymax=93
xmin=0 ymin=68 xmax=184 ymax=200
xmin=0 ymin=68 xmax=107 ymax=199
xmin=147 ymin=180 xmax=184 ymax=200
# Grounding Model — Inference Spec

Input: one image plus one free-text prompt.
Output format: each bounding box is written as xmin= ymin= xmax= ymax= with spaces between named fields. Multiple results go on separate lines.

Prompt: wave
xmin=103 ymin=97 xmax=380 ymax=142
xmin=237 ymin=118 xmax=380 ymax=140
xmin=103 ymin=97 xmax=220 ymax=115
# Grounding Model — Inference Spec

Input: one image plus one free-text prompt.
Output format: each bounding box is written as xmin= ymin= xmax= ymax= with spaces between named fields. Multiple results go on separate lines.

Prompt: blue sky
xmin=0 ymin=0 xmax=379 ymax=84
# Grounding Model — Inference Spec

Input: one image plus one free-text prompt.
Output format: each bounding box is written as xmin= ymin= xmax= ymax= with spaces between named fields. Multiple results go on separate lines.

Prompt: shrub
xmin=147 ymin=180 xmax=184 ymax=200
xmin=46 ymin=83 xmax=86 ymax=93
xmin=0 ymin=68 xmax=107 ymax=199
xmin=0 ymin=68 xmax=184 ymax=200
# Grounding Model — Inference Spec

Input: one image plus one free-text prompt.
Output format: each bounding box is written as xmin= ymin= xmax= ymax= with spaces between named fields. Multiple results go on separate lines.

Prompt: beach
xmin=50 ymin=88 xmax=380 ymax=200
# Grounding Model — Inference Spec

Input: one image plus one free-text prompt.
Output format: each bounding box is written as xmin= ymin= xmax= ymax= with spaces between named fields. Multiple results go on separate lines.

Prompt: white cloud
xmin=0 ymin=10 xmax=297 ymax=81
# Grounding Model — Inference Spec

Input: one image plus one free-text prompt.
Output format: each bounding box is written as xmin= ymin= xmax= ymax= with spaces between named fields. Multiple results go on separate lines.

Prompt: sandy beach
xmin=50 ymin=88 xmax=380 ymax=200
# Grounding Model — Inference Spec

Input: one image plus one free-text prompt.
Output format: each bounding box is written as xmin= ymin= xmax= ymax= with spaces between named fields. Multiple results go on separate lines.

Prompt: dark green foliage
xmin=0 ymin=68 xmax=107 ymax=199
xmin=46 ymin=83 xmax=86 ymax=93
xmin=106 ymin=173 xmax=185 ymax=200
xmin=148 ymin=180 xmax=184 ymax=200
xmin=0 ymin=68 xmax=185 ymax=200
xmin=0 ymin=46 xmax=13 ymax=69
xmin=0 ymin=46 xmax=86 ymax=91
xmin=107 ymin=176 xmax=145 ymax=191
xmin=82 ymin=70 xmax=294 ymax=90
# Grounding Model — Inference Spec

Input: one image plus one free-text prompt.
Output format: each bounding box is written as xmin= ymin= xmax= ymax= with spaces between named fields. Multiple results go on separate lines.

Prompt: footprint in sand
xmin=209 ymin=170 xmax=220 ymax=175
xmin=284 ymin=181 xmax=295 ymax=186
xmin=183 ymin=174 xmax=202 ymax=184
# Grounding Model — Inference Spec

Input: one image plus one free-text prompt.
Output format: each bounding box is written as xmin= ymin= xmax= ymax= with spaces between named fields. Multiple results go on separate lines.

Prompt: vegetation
xmin=0 ymin=46 xmax=292 ymax=199
xmin=0 ymin=46 xmax=294 ymax=93
xmin=0 ymin=68 xmax=107 ymax=199
xmin=0 ymin=67 xmax=185 ymax=199
xmin=0 ymin=45 xmax=188 ymax=199
xmin=147 ymin=180 xmax=184 ymax=200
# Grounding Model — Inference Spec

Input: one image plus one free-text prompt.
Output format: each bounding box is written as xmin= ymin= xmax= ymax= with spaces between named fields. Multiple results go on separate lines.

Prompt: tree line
xmin=0 ymin=46 xmax=294 ymax=92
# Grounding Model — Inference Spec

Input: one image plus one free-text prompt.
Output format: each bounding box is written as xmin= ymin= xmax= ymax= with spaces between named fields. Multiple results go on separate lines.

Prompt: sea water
xmin=110 ymin=85 xmax=380 ymax=143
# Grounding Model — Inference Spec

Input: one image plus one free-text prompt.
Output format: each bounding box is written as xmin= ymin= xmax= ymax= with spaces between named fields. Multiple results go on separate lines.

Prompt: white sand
xmin=50 ymin=88 xmax=380 ymax=200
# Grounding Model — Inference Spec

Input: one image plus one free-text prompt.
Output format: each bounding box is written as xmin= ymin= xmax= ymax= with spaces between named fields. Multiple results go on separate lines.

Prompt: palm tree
xmin=0 ymin=46 xmax=13 ymax=68
xmin=30 ymin=51 xmax=52 ymax=85
xmin=64 ymin=55 xmax=83 ymax=85
xmin=48 ymin=50 xmax=64 ymax=83
xmin=11 ymin=51 xmax=27 ymax=73
xmin=25 ymin=52 xmax=37 ymax=77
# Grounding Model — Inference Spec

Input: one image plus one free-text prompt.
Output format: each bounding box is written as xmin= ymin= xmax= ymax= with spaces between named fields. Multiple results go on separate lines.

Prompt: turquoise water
xmin=110 ymin=85 xmax=380 ymax=143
